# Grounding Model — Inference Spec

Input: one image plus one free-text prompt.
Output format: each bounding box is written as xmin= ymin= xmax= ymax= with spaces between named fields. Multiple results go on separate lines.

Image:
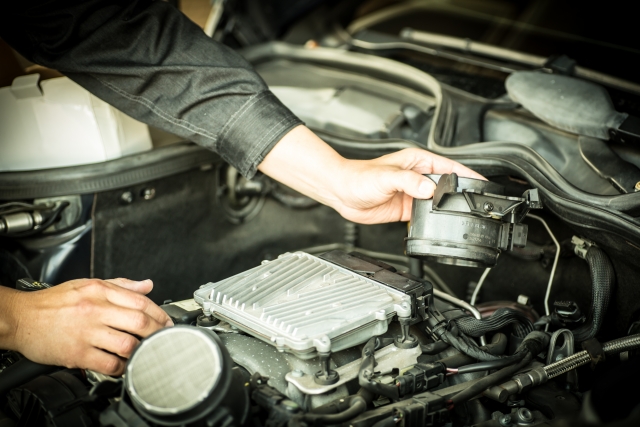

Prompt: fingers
xmin=107 ymin=278 xmax=154 ymax=294
xmin=100 ymin=304 xmax=168 ymax=338
xmin=90 ymin=327 xmax=140 ymax=359
xmin=103 ymin=283 xmax=173 ymax=327
xmin=385 ymin=169 xmax=436 ymax=201
xmin=82 ymin=347 xmax=127 ymax=376
xmin=380 ymin=148 xmax=486 ymax=180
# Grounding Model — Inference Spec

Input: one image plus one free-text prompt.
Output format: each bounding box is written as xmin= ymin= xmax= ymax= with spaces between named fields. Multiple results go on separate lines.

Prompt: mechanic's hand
xmin=6 ymin=278 xmax=172 ymax=376
xmin=259 ymin=126 xmax=484 ymax=224
xmin=330 ymin=148 xmax=485 ymax=224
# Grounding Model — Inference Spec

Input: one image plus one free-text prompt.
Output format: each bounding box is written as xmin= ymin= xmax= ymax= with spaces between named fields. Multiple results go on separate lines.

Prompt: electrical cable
xmin=4 ymin=201 xmax=70 ymax=238
xmin=434 ymin=289 xmax=487 ymax=346
xmin=453 ymin=357 xmax=526 ymax=375
xmin=448 ymin=353 xmax=533 ymax=408
xmin=470 ymin=267 xmax=491 ymax=306
xmin=526 ymin=214 xmax=560 ymax=321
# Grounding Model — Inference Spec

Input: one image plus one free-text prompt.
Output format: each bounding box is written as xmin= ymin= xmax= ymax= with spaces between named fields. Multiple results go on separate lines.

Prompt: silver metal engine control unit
xmin=194 ymin=251 xmax=432 ymax=359
xmin=406 ymin=173 xmax=542 ymax=267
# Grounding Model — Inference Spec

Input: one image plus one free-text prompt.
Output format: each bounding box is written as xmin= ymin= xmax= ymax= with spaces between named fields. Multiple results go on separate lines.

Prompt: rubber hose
xmin=439 ymin=331 xmax=520 ymax=362
xmin=449 ymin=353 xmax=533 ymax=406
xmin=439 ymin=333 xmax=508 ymax=368
xmin=302 ymin=396 xmax=367 ymax=424
xmin=572 ymin=247 xmax=615 ymax=342
xmin=0 ymin=358 xmax=58 ymax=396
xmin=420 ymin=340 xmax=450 ymax=355
xmin=454 ymin=308 xmax=534 ymax=338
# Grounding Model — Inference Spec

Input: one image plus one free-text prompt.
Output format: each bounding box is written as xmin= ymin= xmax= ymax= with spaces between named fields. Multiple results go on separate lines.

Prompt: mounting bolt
xmin=291 ymin=370 xmax=304 ymax=378
xmin=142 ymin=187 xmax=156 ymax=200
xmin=517 ymin=408 xmax=534 ymax=423
xmin=635 ymin=182 xmax=640 ymax=192
xmin=483 ymin=201 xmax=494 ymax=212
xmin=120 ymin=191 xmax=133 ymax=204
xmin=499 ymin=415 xmax=512 ymax=426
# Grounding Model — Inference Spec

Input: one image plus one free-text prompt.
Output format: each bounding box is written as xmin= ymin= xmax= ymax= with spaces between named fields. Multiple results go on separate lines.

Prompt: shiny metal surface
xmin=126 ymin=328 xmax=223 ymax=415
xmin=195 ymin=252 xmax=411 ymax=358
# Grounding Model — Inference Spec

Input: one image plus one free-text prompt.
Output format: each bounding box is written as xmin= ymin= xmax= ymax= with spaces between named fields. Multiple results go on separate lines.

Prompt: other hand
xmin=2 ymin=278 xmax=172 ymax=376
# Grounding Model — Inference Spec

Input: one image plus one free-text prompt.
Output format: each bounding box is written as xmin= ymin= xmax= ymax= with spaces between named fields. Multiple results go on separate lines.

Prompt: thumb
xmin=392 ymin=170 xmax=436 ymax=200
xmin=107 ymin=278 xmax=154 ymax=295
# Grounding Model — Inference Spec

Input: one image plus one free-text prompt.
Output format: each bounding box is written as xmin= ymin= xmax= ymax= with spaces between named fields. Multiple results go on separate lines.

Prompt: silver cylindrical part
xmin=1 ymin=212 xmax=34 ymax=233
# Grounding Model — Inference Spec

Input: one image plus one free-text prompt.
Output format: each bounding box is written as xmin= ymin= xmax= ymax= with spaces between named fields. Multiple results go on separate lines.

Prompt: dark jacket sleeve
xmin=0 ymin=0 xmax=302 ymax=178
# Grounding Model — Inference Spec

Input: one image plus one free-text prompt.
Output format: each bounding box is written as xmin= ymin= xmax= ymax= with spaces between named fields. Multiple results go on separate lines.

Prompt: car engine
xmin=2 ymin=1 xmax=640 ymax=427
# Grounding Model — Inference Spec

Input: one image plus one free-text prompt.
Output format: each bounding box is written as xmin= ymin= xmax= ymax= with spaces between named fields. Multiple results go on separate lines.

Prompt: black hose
xmin=454 ymin=308 xmax=534 ymax=338
xmin=439 ymin=333 xmax=508 ymax=368
xmin=448 ymin=331 xmax=549 ymax=406
xmin=455 ymin=357 xmax=524 ymax=374
xmin=449 ymin=353 xmax=533 ymax=407
xmin=0 ymin=358 xmax=58 ymax=396
xmin=572 ymin=247 xmax=615 ymax=342
xmin=420 ymin=341 xmax=450 ymax=355
xmin=358 ymin=338 xmax=400 ymax=400
xmin=302 ymin=396 xmax=367 ymax=424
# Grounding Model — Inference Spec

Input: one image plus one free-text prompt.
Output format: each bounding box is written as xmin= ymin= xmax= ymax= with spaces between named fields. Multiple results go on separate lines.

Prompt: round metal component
xmin=120 ymin=191 xmax=133 ymax=204
xmin=124 ymin=326 xmax=247 ymax=426
xmin=313 ymin=370 xmax=340 ymax=385
xmin=517 ymin=408 xmax=534 ymax=423
xmin=142 ymin=187 xmax=156 ymax=200
xmin=1 ymin=212 xmax=34 ymax=233
xmin=635 ymin=181 xmax=640 ymax=192
xmin=405 ymin=174 xmax=534 ymax=268
xmin=499 ymin=414 xmax=512 ymax=426
xmin=406 ymin=200 xmax=503 ymax=267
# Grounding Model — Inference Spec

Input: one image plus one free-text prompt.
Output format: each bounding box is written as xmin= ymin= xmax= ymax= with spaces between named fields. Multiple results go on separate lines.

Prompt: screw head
xmin=142 ymin=187 xmax=156 ymax=200
xmin=499 ymin=414 xmax=512 ymax=426
xmin=483 ymin=201 xmax=494 ymax=212
xmin=291 ymin=370 xmax=304 ymax=378
xmin=120 ymin=191 xmax=133 ymax=204
xmin=635 ymin=182 xmax=640 ymax=192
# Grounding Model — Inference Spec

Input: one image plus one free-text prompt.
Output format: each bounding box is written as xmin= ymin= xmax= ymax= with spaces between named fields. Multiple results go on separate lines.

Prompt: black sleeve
xmin=0 ymin=0 xmax=303 ymax=178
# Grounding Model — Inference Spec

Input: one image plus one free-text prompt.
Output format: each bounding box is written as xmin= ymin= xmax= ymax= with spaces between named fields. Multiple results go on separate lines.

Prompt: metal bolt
xmin=517 ymin=295 xmax=530 ymax=306
xmin=142 ymin=187 xmax=156 ymax=200
xmin=499 ymin=415 xmax=512 ymax=426
xmin=483 ymin=202 xmax=494 ymax=212
xmin=517 ymin=408 xmax=533 ymax=423
xmin=291 ymin=370 xmax=304 ymax=378
xmin=120 ymin=191 xmax=133 ymax=204
xmin=635 ymin=182 xmax=640 ymax=192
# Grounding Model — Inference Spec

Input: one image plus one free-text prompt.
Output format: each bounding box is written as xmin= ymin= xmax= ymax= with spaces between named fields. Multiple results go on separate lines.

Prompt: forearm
xmin=258 ymin=126 xmax=348 ymax=209
xmin=0 ymin=286 xmax=21 ymax=351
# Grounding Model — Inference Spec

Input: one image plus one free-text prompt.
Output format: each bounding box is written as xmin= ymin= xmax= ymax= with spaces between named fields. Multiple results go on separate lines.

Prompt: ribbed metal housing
xmin=194 ymin=252 xmax=411 ymax=358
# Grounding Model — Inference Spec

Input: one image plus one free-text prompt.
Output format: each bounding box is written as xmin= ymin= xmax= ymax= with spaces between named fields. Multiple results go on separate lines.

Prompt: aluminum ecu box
xmin=194 ymin=251 xmax=419 ymax=359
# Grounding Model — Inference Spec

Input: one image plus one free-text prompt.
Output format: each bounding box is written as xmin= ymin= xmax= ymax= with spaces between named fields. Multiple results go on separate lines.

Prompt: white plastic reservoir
xmin=0 ymin=74 xmax=152 ymax=171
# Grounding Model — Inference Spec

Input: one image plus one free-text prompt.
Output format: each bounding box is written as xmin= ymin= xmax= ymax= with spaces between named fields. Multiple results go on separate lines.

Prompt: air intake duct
xmin=124 ymin=326 xmax=249 ymax=426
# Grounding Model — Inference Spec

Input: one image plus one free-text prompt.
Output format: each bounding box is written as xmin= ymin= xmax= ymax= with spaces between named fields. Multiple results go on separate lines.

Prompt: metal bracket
xmin=571 ymin=235 xmax=596 ymax=260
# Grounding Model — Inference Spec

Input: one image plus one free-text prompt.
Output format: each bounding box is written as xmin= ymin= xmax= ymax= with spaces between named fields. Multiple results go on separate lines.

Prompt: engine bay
xmin=2 ymin=1 xmax=640 ymax=426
